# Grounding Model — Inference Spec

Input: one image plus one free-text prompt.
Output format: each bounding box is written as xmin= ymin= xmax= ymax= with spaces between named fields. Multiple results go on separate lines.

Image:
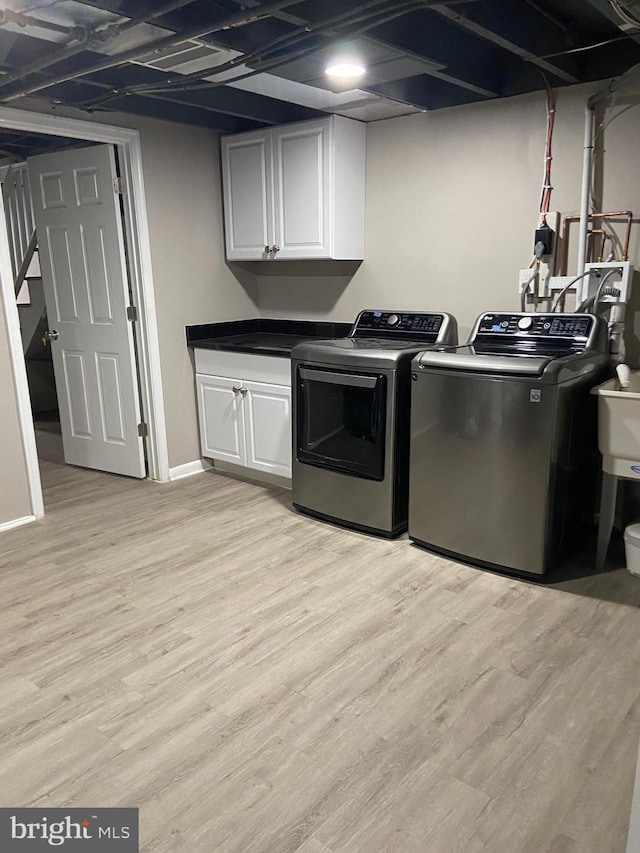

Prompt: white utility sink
xmin=592 ymin=371 xmax=640 ymax=479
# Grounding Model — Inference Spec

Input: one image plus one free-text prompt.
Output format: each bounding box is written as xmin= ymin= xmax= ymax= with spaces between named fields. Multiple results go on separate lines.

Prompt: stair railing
xmin=1 ymin=163 xmax=37 ymax=296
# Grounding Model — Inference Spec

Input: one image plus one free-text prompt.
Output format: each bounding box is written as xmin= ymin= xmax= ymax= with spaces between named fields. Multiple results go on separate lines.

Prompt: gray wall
xmin=252 ymin=82 xmax=640 ymax=351
xmin=4 ymin=79 xmax=640 ymax=527
xmin=116 ymin=114 xmax=259 ymax=468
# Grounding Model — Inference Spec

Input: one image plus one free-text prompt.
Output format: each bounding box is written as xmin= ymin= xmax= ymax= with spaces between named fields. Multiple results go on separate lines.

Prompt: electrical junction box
xmin=534 ymin=224 xmax=554 ymax=257
xmin=581 ymin=261 xmax=633 ymax=305
xmin=518 ymin=268 xmax=537 ymax=308
xmin=547 ymin=262 xmax=633 ymax=307
xmin=519 ymin=268 xmax=536 ymax=287
xmin=516 ymin=213 xmax=560 ymax=301
xmin=534 ymin=211 xmax=560 ymax=298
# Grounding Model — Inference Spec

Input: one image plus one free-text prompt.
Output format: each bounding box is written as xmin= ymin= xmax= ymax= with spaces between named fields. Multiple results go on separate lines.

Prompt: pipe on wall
xmin=576 ymin=62 xmax=640 ymax=274
xmin=562 ymin=211 xmax=633 ymax=274
xmin=576 ymin=104 xmax=594 ymax=275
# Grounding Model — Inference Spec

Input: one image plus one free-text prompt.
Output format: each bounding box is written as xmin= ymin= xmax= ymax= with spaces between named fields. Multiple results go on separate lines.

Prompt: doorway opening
xmin=2 ymin=133 xmax=136 ymax=506
xmin=0 ymin=106 xmax=169 ymax=525
xmin=2 ymin=133 xmax=91 ymax=471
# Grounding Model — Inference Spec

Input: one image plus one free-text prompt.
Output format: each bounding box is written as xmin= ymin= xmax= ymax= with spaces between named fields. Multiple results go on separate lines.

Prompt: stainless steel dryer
xmin=409 ymin=312 xmax=611 ymax=575
xmin=291 ymin=310 xmax=457 ymax=537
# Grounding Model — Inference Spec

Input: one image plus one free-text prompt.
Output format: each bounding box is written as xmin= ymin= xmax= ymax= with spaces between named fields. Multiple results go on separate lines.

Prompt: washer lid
xmin=414 ymin=344 xmax=609 ymax=379
xmin=415 ymin=346 xmax=554 ymax=376
xmin=292 ymin=336 xmax=444 ymax=369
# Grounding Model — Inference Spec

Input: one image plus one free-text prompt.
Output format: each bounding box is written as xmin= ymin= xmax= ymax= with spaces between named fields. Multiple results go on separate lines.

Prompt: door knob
xmin=42 ymin=329 xmax=59 ymax=345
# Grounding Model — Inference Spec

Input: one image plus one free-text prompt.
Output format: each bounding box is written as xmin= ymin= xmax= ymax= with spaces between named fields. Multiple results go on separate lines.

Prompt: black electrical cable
xmin=109 ymin=0 xmax=420 ymax=98
xmin=72 ymin=0 xmax=423 ymax=110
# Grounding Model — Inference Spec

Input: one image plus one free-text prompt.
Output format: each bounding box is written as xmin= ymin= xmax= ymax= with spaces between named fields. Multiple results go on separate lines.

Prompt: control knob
xmin=387 ymin=313 xmax=401 ymax=328
xmin=518 ymin=316 xmax=533 ymax=331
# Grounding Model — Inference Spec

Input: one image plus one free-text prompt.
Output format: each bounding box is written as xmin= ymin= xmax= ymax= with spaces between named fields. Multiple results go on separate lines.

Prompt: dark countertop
xmin=186 ymin=319 xmax=353 ymax=357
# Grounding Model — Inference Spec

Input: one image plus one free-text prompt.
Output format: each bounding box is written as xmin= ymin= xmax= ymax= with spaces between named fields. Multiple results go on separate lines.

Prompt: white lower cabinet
xmin=194 ymin=350 xmax=291 ymax=478
xmin=196 ymin=374 xmax=247 ymax=465
xmin=243 ymin=380 xmax=291 ymax=476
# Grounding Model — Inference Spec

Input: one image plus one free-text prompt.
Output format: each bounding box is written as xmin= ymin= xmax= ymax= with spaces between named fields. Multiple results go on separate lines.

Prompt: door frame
xmin=0 ymin=105 xmax=169 ymax=520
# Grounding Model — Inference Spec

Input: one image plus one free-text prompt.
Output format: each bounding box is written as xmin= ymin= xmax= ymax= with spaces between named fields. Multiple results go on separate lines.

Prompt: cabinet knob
xmin=232 ymin=385 xmax=243 ymax=394
xmin=264 ymin=245 xmax=271 ymax=254
xmin=272 ymin=245 xmax=280 ymax=253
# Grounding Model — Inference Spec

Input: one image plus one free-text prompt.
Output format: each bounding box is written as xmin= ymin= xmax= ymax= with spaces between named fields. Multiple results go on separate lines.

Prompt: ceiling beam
xmin=356 ymin=13 xmax=503 ymax=97
xmin=58 ymin=61 xmax=323 ymax=124
xmin=214 ymin=0 xmax=307 ymax=26
xmin=214 ymin=1 xmax=501 ymax=101
xmin=40 ymin=75 xmax=262 ymax=132
xmin=0 ymin=0 xmax=305 ymax=102
xmin=370 ymin=74 xmax=488 ymax=110
xmin=584 ymin=0 xmax=640 ymax=50
xmin=432 ymin=2 xmax=580 ymax=84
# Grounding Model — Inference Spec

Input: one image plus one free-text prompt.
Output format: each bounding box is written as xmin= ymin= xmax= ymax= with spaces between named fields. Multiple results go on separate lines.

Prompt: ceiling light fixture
xmin=325 ymin=61 xmax=366 ymax=79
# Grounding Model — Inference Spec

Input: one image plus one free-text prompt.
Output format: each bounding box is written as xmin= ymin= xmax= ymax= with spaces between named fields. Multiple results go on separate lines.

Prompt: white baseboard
xmin=168 ymin=459 xmax=210 ymax=481
xmin=0 ymin=515 xmax=36 ymax=533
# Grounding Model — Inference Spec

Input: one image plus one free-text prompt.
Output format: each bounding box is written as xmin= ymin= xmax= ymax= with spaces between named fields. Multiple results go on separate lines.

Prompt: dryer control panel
xmin=476 ymin=313 xmax=594 ymax=340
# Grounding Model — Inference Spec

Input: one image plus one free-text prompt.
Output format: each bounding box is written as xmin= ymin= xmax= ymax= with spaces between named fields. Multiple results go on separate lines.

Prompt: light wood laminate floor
xmin=1 ymin=427 xmax=640 ymax=852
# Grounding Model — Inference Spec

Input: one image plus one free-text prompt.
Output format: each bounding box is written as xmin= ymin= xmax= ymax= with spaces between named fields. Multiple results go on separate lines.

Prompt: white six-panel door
xmin=28 ymin=144 xmax=145 ymax=478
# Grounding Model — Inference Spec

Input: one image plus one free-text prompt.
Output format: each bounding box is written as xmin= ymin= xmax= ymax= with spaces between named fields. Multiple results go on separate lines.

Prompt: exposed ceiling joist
xmin=585 ymin=0 xmax=640 ymax=49
xmin=0 ymin=0 xmax=639 ymax=136
xmin=0 ymin=0 xmax=305 ymax=101
xmin=432 ymin=3 xmax=580 ymax=84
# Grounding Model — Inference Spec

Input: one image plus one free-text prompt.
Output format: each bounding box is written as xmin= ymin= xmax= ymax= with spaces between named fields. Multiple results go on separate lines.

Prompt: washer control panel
xmin=476 ymin=313 xmax=594 ymax=340
xmin=354 ymin=311 xmax=444 ymax=335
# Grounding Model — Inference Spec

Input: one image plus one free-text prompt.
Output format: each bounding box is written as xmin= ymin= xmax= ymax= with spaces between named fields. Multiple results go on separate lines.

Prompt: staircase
xmin=1 ymin=163 xmax=58 ymax=415
xmin=3 ymin=164 xmax=37 ymax=295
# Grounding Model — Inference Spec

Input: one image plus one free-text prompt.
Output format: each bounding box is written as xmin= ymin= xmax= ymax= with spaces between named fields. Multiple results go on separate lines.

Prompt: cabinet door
xmin=196 ymin=374 xmax=246 ymax=464
xmin=272 ymin=120 xmax=331 ymax=259
xmin=243 ymin=380 xmax=292 ymax=477
xmin=221 ymin=131 xmax=273 ymax=260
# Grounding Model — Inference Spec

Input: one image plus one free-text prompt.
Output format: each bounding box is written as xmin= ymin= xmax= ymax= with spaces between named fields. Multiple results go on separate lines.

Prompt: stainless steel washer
xmin=408 ymin=312 xmax=611 ymax=575
xmin=291 ymin=310 xmax=457 ymax=537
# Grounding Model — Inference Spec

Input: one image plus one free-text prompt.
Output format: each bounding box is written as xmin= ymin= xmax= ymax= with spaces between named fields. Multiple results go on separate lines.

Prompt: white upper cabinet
xmin=221 ymin=130 xmax=273 ymax=260
xmin=221 ymin=115 xmax=365 ymax=261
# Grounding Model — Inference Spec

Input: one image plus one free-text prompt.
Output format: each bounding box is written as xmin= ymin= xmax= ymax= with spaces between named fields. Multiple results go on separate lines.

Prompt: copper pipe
xmin=597 ymin=232 xmax=613 ymax=263
xmin=586 ymin=229 xmax=606 ymax=263
xmin=560 ymin=211 xmax=633 ymax=274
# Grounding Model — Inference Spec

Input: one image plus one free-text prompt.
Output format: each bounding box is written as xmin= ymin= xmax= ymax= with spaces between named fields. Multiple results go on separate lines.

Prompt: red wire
xmin=539 ymin=73 xmax=555 ymax=225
